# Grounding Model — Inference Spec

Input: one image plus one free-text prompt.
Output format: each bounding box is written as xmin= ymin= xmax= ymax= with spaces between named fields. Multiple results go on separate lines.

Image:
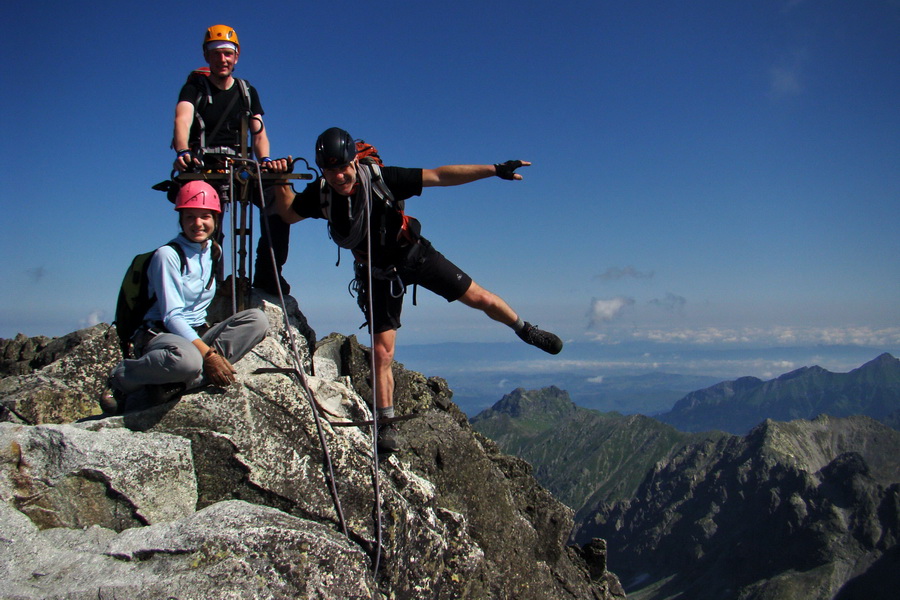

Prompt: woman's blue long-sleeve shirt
xmin=143 ymin=234 xmax=215 ymax=341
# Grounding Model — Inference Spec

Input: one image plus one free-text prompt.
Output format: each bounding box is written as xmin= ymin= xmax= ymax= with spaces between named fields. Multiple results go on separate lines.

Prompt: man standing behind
xmin=172 ymin=24 xmax=291 ymax=296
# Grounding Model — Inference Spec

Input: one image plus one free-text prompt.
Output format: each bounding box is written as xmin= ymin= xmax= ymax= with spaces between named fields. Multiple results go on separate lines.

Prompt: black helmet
xmin=315 ymin=127 xmax=356 ymax=170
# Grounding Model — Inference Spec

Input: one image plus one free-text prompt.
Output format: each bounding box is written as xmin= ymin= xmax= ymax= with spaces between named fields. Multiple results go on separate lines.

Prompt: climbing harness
xmin=349 ymin=262 xmax=409 ymax=331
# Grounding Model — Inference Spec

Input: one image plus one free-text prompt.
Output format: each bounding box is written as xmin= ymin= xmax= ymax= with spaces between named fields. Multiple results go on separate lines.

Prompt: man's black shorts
xmin=362 ymin=241 xmax=473 ymax=334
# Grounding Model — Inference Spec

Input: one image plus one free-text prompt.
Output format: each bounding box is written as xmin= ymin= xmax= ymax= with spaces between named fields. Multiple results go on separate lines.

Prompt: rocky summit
xmin=0 ymin=295 xmax=624 ymax=600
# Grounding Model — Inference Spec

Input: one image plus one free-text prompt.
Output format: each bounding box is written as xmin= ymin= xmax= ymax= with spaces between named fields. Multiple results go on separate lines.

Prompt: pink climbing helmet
xmin=174 ymin=181 xmax=221 ymax=213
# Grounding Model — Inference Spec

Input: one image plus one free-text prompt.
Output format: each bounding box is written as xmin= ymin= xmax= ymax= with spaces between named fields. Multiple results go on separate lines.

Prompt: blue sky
xmin=2 ymin=0 xmax=898 ymax=379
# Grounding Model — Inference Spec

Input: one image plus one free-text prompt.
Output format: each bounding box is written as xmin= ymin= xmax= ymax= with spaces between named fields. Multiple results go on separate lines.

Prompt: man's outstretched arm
xmin=421 ymin=160 xmax=531 ymax=187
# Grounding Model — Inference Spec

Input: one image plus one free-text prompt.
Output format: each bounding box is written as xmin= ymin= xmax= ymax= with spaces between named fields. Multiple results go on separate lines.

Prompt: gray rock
xmin=0 ymin=293 xmax=623 ymax=599
xmin=0 ymin=499 xmax=373 ymax=599
xmin=0 ymin=325 xmax=119 ymax=424
xmin=1 ymin=328 xmax=97 ymax=377
xmin=0 ymin=421 xmax=196 ymax=529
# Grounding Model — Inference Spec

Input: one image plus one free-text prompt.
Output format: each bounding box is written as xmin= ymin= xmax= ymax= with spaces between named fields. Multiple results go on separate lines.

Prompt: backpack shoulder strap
xmin=319 ymin=179 xmax=345 ymax=265
xmin=199 ymin=76 xmax=213 ymax=108
xmin=366 ymin=164 xmax=399 ymax=210
xmin=207 ymin=242 xmax=220 ymax=290
xmin=236 ymin=78 xmax=252 ymax=113
xmin=164 ymin=241 xmax=188 ymax=273
xmin=191 ymin=77 xmax=214 ymax=147
xmin=319 ymin=177 xmax=333 ymax=217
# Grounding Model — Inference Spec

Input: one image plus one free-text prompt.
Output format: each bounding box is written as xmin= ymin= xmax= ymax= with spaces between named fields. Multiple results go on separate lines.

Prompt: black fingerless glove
xmin=494 ymin=160 xmax=524 ymax=180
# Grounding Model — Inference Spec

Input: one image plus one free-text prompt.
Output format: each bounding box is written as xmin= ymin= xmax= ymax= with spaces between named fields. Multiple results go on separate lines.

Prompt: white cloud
xmin=613 ymin=325 xmax=900 ymax=347
xmin=587 ymin=297 xmax=635 ymax=327
xmin=79 ymin=310 xmax=105 ymax=329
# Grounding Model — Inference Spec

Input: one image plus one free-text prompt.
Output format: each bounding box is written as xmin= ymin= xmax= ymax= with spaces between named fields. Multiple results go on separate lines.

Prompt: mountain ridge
xmin=658 ymin=352 xmax=900 ymax=434
xmin=578 ymin=415 xmax=900 ymax=599
xmin=471 ymin=387 xmax=723 ymax=521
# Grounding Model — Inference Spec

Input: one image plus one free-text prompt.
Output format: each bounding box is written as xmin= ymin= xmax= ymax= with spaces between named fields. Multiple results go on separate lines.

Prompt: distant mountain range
xmin=399 ymin=340 xmax=897 ymax=417
xmin=657 ymin=353 xmax=900 ymax=434
xmin=422 ymin=361 xmax=721 ymax=417
xmin=470 ymin=354 xmax=900 ymax=599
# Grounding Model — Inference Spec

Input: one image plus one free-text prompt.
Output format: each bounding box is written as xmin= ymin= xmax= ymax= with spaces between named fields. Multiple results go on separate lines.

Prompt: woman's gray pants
xmin=110 ymin=308 xmax=268 ymax=393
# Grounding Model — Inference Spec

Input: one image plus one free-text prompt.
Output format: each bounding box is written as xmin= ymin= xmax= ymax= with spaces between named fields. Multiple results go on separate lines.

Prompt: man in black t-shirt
xmin=175 ymin=68 xmax=265 ymax=151
xmin=171 ymin=24 xmax=291 ymax=296
xmin=273 ymin=127 xmax=563 ymax=452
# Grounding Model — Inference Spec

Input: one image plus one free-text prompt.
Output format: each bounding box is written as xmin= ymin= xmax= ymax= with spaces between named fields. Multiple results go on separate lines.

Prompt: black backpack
xmin=113 ymin=242 xmax=217 ymax=358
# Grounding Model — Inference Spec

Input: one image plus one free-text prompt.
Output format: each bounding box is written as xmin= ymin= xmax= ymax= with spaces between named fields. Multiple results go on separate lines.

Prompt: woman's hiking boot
xmin=517 ymin=322 xmax=563 ymax=355
xmin=99 ymin=377 xmax=126 ymax=415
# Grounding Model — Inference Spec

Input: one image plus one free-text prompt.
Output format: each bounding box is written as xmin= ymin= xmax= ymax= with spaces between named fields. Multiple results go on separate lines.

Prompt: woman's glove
xmin=203 ymin=348 xmax=237 ymax=386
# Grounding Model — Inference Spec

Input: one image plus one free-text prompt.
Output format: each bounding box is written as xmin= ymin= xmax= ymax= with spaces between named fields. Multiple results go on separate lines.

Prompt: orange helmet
xmin=203 ymin=25 xmax=239 ymax=51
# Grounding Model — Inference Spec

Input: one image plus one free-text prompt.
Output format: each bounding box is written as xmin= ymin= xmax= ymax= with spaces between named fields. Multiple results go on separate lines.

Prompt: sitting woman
xmin=102 ymin=181 xmax=268 ymax=413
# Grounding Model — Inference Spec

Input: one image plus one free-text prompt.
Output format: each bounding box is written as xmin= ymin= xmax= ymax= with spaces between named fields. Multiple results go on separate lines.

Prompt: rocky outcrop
xmin=577 ymin=415 xmax=900 ymax=600
xmin=1 ymin=325 xmax=121 ymax=424
xmin=1 ymin=329 xmax=96 ymax=377
xmin=0 ymin=294 xmax=624 ymax=600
